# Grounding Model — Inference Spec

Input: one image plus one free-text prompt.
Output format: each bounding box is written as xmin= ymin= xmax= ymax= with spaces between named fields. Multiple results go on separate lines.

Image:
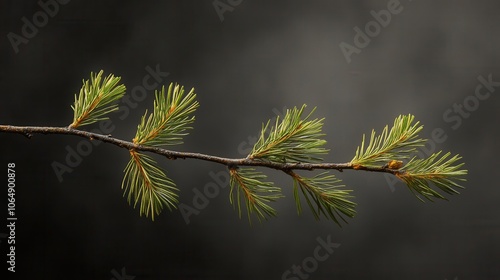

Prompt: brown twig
xmin=0 ymin=124 xmax=402 ymax=175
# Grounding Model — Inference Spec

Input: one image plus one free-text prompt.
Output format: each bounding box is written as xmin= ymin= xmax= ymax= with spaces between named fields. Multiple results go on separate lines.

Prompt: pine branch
xmin=0 ymin=123 xmax=466 ymax=224
xmin=134 ymin=84 xmax=199 ymax=146
xmin=70 ymin=70 xmax=126 ymax=128
xmin=229 ymin=168 xmax=283 ymax=223
xmin=249 ymin=105 xmax=328 ymax=163
xmin=397 ymin=152 xmax=467 ymax=202
xmin=0 ymin=71 xmax=468 ymax=225
xmin=350 ymin=114 xmax=426 ymax=168
xmin=288 ymin=171 xmax=356 ymax=226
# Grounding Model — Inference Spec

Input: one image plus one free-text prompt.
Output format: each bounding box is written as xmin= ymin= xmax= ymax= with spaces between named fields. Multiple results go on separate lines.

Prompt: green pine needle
xmin=134 ymin=83 xmax=199 ymax=146
xmin=71 ymin=70 xmax=126 ymax=128
xmin=351 ymin=114 xmax=426 ymax=167
xmin=122 ymin=151 xmax=179 ymax=220
xmin=291 ymin=171 xmax=356 ymax=226
xmin=229 ymin=168 xmax=283 ymax=223
xmin=397 ymin=151 xmax=467 ymax=202
xmin=249 ymin=105 xmax=328 ymax=163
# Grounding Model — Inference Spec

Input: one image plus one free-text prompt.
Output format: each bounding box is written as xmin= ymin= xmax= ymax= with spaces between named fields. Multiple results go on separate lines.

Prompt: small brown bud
xmin=387 ymin=160 xmax=404 ymax=169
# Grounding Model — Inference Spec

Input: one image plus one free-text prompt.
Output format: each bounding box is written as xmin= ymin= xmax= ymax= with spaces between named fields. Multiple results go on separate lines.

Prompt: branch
xmin=0 ymin=124 xmax=401 ymax=175
xmin=1 ymin=71 xmax=467 ymax=225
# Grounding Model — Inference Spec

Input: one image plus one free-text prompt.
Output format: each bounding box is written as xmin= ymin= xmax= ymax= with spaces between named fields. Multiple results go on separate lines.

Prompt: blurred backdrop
xmin=1 ymin=1 xmax=499 ymax=279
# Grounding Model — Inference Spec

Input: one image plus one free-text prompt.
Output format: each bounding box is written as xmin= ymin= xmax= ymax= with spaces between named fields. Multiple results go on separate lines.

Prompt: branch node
xmin=228 ymin=164 xmax=239 ymax=171
xmin=353 ymin=164 xmax=362 ymax=170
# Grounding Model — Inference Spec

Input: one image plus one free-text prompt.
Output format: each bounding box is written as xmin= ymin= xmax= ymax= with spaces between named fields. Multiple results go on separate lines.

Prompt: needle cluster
xmin=350 ymin=114 xmax=425 ymax=167
xmin=249 ymin=105 xmax=328 ymax=163
xmin=123 ymin=84 xmax=199 ymax=219
xmin=229 ymin=168 xmax=283 ymax=223
xmin=397 ymin=152 xmax=467 ymax=201
xmin=70 ymin=70 xmax=126 ymax=128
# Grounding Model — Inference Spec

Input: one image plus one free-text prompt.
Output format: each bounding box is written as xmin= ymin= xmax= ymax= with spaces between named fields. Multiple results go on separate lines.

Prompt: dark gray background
xmin=1 ymin=1 xmax=499 ymax=279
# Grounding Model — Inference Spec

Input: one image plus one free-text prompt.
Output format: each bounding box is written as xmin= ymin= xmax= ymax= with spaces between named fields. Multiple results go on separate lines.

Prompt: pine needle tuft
xmin=291 ymin=171 xmax=356 ymax=226
xmin=350 ymin=114 xmax=425 ymax=167
xmin=249 ymin=105 xmax=328 ymax=163
xmin=122 ymin=151 xmax=179 ymax=220
xmin=397 ymin=152 xmax=467 ymax=202
xmin=134 ymin=83 xmax=199 ymax=146
xmin=71 ymin=70 xmax=126 ymax=128
xmin=229 ymin=168 xmax=283 ymax=223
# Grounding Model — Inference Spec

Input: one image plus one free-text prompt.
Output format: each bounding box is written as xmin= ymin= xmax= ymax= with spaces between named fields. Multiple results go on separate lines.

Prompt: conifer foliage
xmin=123 ymin=84 xmax=199 ymax=220
xmin=0 ymin=71 xmax=468 ymax=226
xmin=70 ymin=70 xmax=126 ymax=128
